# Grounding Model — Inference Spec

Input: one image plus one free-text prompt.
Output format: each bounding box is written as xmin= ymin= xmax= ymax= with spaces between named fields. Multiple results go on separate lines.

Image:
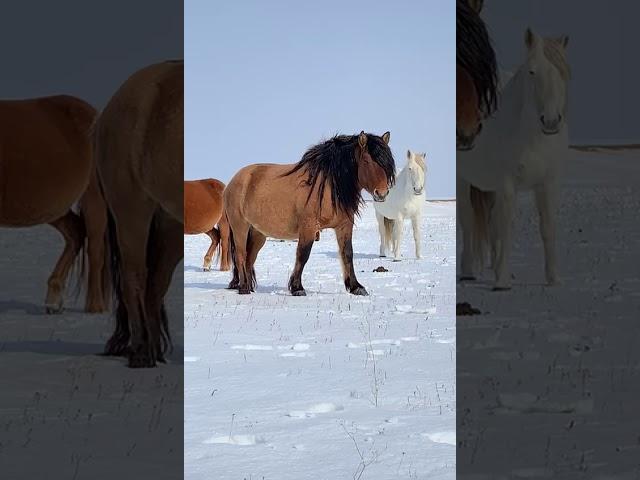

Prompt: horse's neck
xmin=396 ymin=167 xmax=413 ymax=194
xmin=495 ymin=68 xmax=542 ymax=141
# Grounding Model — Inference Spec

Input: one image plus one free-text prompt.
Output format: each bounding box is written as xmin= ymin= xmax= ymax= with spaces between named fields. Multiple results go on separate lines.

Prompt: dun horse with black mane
xmin=224 ymin=131 xmax=395 ymax=296
xmin=96 ymin=60 xmax=183 ymax=368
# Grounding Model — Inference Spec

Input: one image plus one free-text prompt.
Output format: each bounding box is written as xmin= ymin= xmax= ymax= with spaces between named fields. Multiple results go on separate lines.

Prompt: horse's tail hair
xmin=67 ymin=208 xmax=88 ymax=302
xmin=216 ymin=213 xmax=232 ymax=271
xmin=383 ymin=217 xmax=395 ymax=251
xmin=469 ymin=185 xmax=495 ymax=268
xmin=103 ymin=207 xmax=130 ymax=356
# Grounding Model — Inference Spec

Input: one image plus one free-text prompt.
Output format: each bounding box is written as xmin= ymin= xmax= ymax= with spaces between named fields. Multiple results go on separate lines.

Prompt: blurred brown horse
xmin=0 ymin=95 xmax=110 ymax=313
xmin=456 ymin=0 xmax=498 ymax=151
xmin=224 ymin=131 xmax=395 ymax=296
xmin=184 ymin=179 xmax=231 ymax=271
xmin=96 ymin=60 xmax=183 ymax=368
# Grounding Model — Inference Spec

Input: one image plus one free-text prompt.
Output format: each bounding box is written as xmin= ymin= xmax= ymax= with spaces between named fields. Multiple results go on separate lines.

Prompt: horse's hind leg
xmin=227 ymin=215 xmax=251 ymax=294
xmin=246 ymin=228 xmax=266 ymax=292
xmin=203 ymin=228 xmax=220 ymax=271
xmin=534 ymin=183 xmax=558 ymax=285
xmin=81 ymin=170 xmax=109 ymax=313
xmin=376 ymin=212 xmax=386 ymax=257
xmin=335 ymin=223 xmax=368 ymax=296
xmin=288 ymin=229 xmax=314 ymax=296
xmin=46 ymin=210 xmax=85 ymax=314
xmin=146 ymin=211 xmax=183 ymax=362
xmin=109 ymin=199 xmax=156 ymax=367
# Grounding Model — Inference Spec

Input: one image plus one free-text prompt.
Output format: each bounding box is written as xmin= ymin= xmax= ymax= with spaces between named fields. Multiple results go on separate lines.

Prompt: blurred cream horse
xmin=458 ymin=28 xmax=570 ymax=289
xmin=375 ymin=150 xmax=426 ymax=260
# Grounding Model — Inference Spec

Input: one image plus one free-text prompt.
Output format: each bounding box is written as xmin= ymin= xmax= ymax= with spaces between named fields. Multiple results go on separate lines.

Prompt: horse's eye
xmin=529 ymin=70 xmax=535 ymax=76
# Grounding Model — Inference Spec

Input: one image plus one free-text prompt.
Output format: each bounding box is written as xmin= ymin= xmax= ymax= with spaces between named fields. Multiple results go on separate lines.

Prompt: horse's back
xmin=0 ymin=95 xmax=96 ymax=226
xmin=96 ymin=60 xmax=183 ymax=223
xmin=184 ymin=179 xmax=225 ymax=234
xmin=225 ymin=163 xmax=316 ymax=239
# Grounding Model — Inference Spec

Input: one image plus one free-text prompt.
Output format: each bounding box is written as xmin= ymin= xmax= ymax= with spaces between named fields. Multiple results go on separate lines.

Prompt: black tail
xmin=146 ymin=214 xmax=172 ymax=355
xmin=103 ymin=209 xmax=129 ymax=356
xmin=67 ymin=208 xmax=88 ymax=302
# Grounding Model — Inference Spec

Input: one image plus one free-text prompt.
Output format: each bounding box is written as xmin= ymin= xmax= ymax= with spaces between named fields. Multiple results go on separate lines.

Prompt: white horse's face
xmin=407 ymin=150 xmax=426 ymax=195
xmin=524 ymin=29 xmax=569 ymax=136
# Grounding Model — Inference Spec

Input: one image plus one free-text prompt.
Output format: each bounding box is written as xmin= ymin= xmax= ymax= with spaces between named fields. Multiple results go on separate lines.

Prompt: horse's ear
xmin=469 ymin=0 xmax=483 ymax=14
xmin=560 ymin=35 xmax=569 ymax=49
xmin=525 ymin=28 xmax=537 ymax=49
xmin=407 ymin=149 xmax=412 ymax=159
xmin=358 ymin=131 xmax=367 ymax=148
xmin=382 ymin=131 xmax=391 ymax=145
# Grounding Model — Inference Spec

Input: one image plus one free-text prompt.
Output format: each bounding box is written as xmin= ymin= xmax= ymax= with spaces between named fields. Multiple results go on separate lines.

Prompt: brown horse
xmin=0 ymin=95 xmax=110 ymax=313
xmin=224 ymin=131 xmax=395 ymax=296
xmin=95 ymin=60 xmax=183 ymax=368
xmin=184 ymin=179 xmax=231 ymax=271
xmin=456 ymin=0 xmax=498 ymax=150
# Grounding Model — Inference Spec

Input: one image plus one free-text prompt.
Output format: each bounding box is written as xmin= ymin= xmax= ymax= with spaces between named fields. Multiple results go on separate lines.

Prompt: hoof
xmin=85 ymin=303 xmax=107 ymax=314
xmin=238 ymin=288 xmax=251 ymax=295
xmin=128 ymin=352 xmax=157 ymax=368
xmin=350 ymin=286 xmax=369 ymax=296
xmin=492 ymin=286 xmax=511 ymax=292
xmin=392 ymin=259 xmax=401 ymax=263
xmin=459 ymin=276 xmax=476 ymax=282
xmin=379 ymin=254 xmax=386 ymax=258
xmin=103 ymin=339 xmax=130 ymax=357
xmin=45 ymin=304 xmax=64 ymax=314
xmin=227 ymin=281 xmax=239 ymax=290
xmin=291 ymin=289 xmax=307 ymax=297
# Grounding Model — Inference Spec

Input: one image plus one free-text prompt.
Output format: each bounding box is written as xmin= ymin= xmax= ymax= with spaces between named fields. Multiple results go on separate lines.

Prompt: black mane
xmin=457 ymin=0 xmax=498 ymax=115
xmin=284 ymin=133 xmax=395 ymax=218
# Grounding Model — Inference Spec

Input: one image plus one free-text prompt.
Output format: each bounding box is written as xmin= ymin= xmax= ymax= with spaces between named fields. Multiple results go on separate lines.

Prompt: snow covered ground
xmin=184 ymin=201 xmax=456 ymax=479
xmin=457 ymin=149 xmax=640 ymax=478
xmin=0 ymin=227 xmax=184 ymax=479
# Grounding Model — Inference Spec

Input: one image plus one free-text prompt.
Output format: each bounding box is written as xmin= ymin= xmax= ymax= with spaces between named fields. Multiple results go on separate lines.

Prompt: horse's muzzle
xmin=456 ymin=133 xmax=475 ymax=151
xmin=372 ymin=190 xmax=388 ymax=202
xmin=414 ymin=188 xmax=424 ymax=196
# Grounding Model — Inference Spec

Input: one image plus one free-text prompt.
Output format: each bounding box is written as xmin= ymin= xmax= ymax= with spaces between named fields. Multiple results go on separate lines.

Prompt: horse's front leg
xmin=534 ymin=183 xmax=558 ymax=285
xmin=288 ymin=229 xmax=315 ymax=296
xmin=335 ymin=223 xmax=368 ymax=295
xmin=493 ymin=184 xmax=515 ymax=290
xmin=376 ymin=212 xmax=387 ymax=257
xmin=411 ymin=213 xmax=422 ymax=259
xmin=458 ymin=178 xmax=476 ymax=280
xmin=392 ymin=214 xmax=404 ymax=262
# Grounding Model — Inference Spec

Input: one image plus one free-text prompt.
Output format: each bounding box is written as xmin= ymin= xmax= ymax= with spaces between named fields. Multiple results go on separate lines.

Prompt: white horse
xmin=374 ymin=150 xmax=426 ymax=260
xmin=458 ymin=28 xmax=570 ymax=289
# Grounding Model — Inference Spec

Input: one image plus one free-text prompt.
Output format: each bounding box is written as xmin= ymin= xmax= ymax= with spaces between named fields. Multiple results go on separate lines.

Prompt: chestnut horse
xmin=96 ymin=60 xmax=183 ymax=368
xmin=0 ymin=95 xmax=109 ymax=313
xmin=456 ymin=0 xmax=498 ymax=151
xmin=184 ymin=178 xmax=231 ymax=271
xmin=224 ymin=131 xmax=395 ymax=296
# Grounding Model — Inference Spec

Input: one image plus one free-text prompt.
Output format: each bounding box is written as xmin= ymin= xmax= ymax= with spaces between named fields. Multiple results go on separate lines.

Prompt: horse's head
xmin=406 ymin=150 xmax=426 ymax=195
xmin=524 ymin=28 xmax=570 ymax=136
xmin=457 ymin=66 xmax=483 ymax=151
xmin=356 ymin=131 xmax=395 ymax=202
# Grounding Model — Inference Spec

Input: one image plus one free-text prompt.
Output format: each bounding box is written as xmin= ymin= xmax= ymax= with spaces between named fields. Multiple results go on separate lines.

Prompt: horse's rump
xmin=184 ymin=178 xmax=225 ymax=234
xmin=0 ymin=95 xmax=97 ymax=226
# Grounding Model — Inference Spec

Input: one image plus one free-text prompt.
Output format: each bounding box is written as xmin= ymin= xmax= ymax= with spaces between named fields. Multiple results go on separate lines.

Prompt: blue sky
xmin=185 ymin=0 xmax=455 ymax=198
